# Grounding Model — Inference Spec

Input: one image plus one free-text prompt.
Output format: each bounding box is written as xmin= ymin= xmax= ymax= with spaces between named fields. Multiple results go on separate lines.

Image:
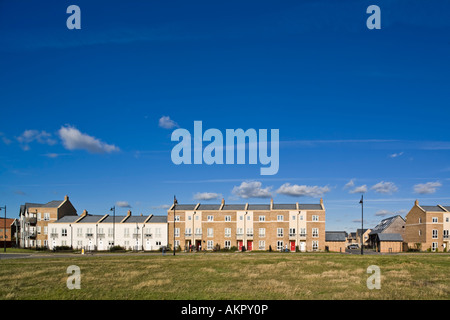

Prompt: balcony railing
xmin=246 ymin=233 xmax=253 ymax=237
xmin=289 ymin=233 xmax=296 ymax=237
xmin=97 ymin=233 xmax=105 ymax=238
xmin=144 ymin=233 xmax=153 ymax=238
xmin=185 ymin=232 xmax=192 ymax=237
xmin=50 ymin=233 xmax=58 ymax=238
xmin=85 ymin=233 xmax=94 ymax=237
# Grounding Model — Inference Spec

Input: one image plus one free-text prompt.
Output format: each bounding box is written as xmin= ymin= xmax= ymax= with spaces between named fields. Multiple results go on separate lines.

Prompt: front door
xmin=247 ymin=240 xmax=253 ymax=251
xmin=299 ymin=241 xmax=306 ymax=252
xmin=238 ymin=240 xmax=243 ymax=251
xmin=146 ymin=239 xmax=151 ymax=251
xmin=196 ymin=240 xmax=202 ymax=251
xmin=99 ymin=240 xmax=103 ymax=251
xmin=290 ymin=240 xmax=296 ymax=252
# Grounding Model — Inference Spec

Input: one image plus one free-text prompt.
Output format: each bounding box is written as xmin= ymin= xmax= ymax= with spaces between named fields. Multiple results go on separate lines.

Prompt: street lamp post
xmin=0 ymin=205 xmax=6 ymax=252
xmin=110 ymin=206 xmax=115 ymax=248
xmin=360 ymin=195 xmax=364 ymax=255
xmin=173 ymin=196 xmax=177 ymax=256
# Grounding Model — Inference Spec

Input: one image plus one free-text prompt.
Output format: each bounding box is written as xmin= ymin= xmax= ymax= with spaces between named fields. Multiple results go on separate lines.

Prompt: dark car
xmin=347 ymin=244 xmax=359 ymax=249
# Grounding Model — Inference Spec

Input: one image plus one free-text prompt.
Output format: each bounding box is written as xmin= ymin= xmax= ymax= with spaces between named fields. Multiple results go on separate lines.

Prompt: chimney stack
xmin=221 ymin=198 xmax=225 ymax=206
xmin=415 ymin=199 xmax=419 ymax=206
xmin=65 ymin=195 xmax=69 ymax=201
xmin=127 ymin=210 xmax=132 ymax=216
xmin=270 ymin=198 xmax=274 ymax=210
xmin=82 ymin=209 xmax=88 ymax=216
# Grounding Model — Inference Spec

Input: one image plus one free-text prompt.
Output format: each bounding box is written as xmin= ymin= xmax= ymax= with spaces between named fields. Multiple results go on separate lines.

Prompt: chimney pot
xmin=415 ymin=199 xmax=419 ymax=206
xmin=127 ymin=210 xmax=132 ymax=216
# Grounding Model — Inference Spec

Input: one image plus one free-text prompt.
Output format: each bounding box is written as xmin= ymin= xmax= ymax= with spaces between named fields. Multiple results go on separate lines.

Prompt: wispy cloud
xmin=371 ymin=181 xmax=398 ymax=194
xmin=349 ymin=185 xmax=367 ymax=194
xmin=413 ymin=181 xmax=442 ymax=194
xmin=58 ymin=125 xmax=120 ymax=154
xmin=344 ymin=179 xmax=355 ymax=189
xmin=276 ymin=183 xmax=330 ymax=198
xmin=193 ymin=192 xmax=222 ymax=201
xmin=115 ymin=201 xmax=131 ymax=208
xmin=158 ymin=116 xmax=179 ymax=129
xmin=16 ymin=129 xmax=57 ymax=150
xmin=389 ymin=152 xmax=404 ymax=158
xmin=231 ymin=181 xmax=272 ymax=199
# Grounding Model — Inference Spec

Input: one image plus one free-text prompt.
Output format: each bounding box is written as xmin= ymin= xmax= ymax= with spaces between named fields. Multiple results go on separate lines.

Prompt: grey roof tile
xmin=325 ymin=231 xmax=347 ymax=242
xmin=421 ymin=205 xmax=445 ymax=212
xmin=376 ymin=233 xmax=403 ymax=242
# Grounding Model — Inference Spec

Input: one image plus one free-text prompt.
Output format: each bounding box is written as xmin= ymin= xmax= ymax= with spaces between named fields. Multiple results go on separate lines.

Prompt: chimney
xmin=221 ymin=198 xmax=225 ymax=206
xmin=82 ymin=209 xmax=88 ymax=217
xmin=270 ymin=198 xmax=274 ymax=210
xmin=65 ymin=195 xmax=69 ymax=201
xmin=127 ymin=210 xmax=132 ymax=216
xmin=320 ymin=198 xmax=323 ymax=206
xmin=415 ymin=199 xmax=419 ymax=206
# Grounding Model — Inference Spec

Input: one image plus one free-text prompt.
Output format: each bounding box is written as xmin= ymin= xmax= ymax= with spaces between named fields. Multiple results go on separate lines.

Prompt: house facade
xmin=168 ymin=199 xmax=326 ymax=252
xmin=19 ymin=195 xmax=77 ymax=248
xmin=47 ymin=209 xmax=167 ymax=251
xmin=325 ymin=231 xmax=348 ymax=252
xmin=368 ymin=215 xmax=405 ymax=250
xmin=404 ymin=200 xmax=450 ymax=251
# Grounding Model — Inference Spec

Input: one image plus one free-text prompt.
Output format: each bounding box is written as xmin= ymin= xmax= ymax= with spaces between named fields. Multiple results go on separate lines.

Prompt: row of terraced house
xmin=4 ymin=195 xmax=449 ymax=252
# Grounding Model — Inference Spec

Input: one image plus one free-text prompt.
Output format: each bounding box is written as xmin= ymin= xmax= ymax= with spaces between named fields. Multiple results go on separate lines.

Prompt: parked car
xmin=347 ymin=244 xmax=359 ymax=249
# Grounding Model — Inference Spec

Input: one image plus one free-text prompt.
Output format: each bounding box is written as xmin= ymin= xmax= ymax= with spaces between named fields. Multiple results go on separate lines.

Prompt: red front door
xmin=247 ymin=240 xmax=253 ymax=251
xmin=290 ymin=241 xmax=296 ymax=252
xmin=238 ymin=240 xmax=243 ymax=251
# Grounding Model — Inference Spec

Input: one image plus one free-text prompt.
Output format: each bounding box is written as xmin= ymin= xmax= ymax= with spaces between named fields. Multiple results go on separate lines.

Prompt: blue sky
xmin=1 ymin=0 xmax=450 ymax=232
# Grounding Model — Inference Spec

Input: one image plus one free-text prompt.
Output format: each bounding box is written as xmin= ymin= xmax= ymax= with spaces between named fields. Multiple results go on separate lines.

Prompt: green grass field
xmin=0 ymin=252 xmax=449 ymax=300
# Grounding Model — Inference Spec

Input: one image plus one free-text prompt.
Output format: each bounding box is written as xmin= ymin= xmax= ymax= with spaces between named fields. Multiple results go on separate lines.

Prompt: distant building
xmin=356 ymin=228 xmax=371 ymax=247
xmin=167 ymin=198 xmax=326 ymax=252
xmin=373 ymin=233 xmax=404 ymax=253
xmin=18 ymin=195 xmax=77 ymax=248
xmin=48 ymin=209 xmax=167 ymax=251
xmin=325 ymin=231 xmax=348 ymax=253
xmin=0 ymin=218 xmax=18 ymax=248
xmin=404 ymin=200 xmax=450 ymax=251
xmin=368 ymin=215 xmax=405 ymax=249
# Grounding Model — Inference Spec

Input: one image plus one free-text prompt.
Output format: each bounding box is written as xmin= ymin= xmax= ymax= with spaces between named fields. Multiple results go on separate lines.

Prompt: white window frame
xmin=312 ymin=228 xmax=319 ymax=238
xmin=277 ymin=228 xmax=283 ymax=237
xmin=259 ymin=240 xmax=265 ymax=250
xmin=432 ymin=242 xmax=438 ymax=251
xmin=312 ymin=240 xmax=319 ymax=251
xmin=259 ymin=228 xmax=265 ymax=237
xmin=259 ymin=215 xmax=265 ymax=222
xmin=225 ymin=215 xmax=231 ymax=222
xmin=432 ymin=229 xmax=438 ymax=239
xmin=207 ymin=228 xmax=213 ymax=237
xmin=224 ymin=240 xmax=231 ymax=249
xmin=207 ymin=240 xmax=214 ymax=250
xmin=174 ymin=228 xmax=180 ymax=237
xmin=224 ymin=228 xmax=231 ymax=238
xmin=312 ymin=215 xmax=319 ymax=221
xmin=432 ymin=217 xmax=438 ymax=223
xmin=277 ymin=240 xmax=283 ymax=251
xmin=207 ymin=215 xmax=214 ymax=222
xmin=277 ymin=215 xmax=284 ymax=221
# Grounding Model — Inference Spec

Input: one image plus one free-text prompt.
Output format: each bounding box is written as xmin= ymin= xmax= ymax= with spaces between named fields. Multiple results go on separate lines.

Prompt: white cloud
xmin=371 ymin=181 xmax=398 ymax=194
xmin=232 ymin=181 xmax=272 ymax=199
xmin=349 ymin=185 xmax=367 ymax=194
xmin=344 ymin=179 xmax=355 ymax=189
xmin=152 ymin=204 xmax=171 ymax=210
xmin=17 ymin=129 xmax=57 ymax=150
xmin=413 ymin=181 xmax=442 ymax=194
xmin=389 ymin=152 xmax=404 ymax=158
xmin=375 ymin=209 xmax=407 ymax=217
xmin=158 ymin=116 xmax=178 ymax=129
xmin=193 ymin=192 xmax=222 ymax=201
xmin=276 ymin=183 xmax=330 ymax=198
xmin=58 ymin=125 xmax=120 ymax=154
xmin=115 ymin=201 xmax=131 ymax=208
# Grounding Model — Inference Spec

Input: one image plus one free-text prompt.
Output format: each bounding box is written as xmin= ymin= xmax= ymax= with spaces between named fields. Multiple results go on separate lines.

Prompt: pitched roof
xmin=247 ymin=204 xmax=270 ymax=210
xmin=222 ymin=204 xmax=246 ymax=210
xmin=421 ymin=205 xmax=445 ymax=212
xmin=196 ymin=204 xmax=221 ymax=211
xmin=77 ymin=214 xmax=106 ymax=223
xmin=325 ymin=231 xmax=348 ymax=242
xmin=54 ymin=215 xmax=79 ymax=223
xmin=273 ymin=204 xmax=296 ymax=210
xmin=101 ymin=215 xmax=126 ymax=223
xmin=148 ymin=215 xmax=167 ymax=223
xmin=376 ymin=233 xmax=403 ymax=242
xmin=299 ymin=204 xmax=323 ymax=210
xmin=123 ymin=215 xmax=149 ymax=223
xmin=370 ymin=215 xmax=404 ymax=235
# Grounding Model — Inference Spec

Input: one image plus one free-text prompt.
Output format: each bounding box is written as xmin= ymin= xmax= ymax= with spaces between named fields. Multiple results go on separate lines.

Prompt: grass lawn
xmin=0 ymin=252 xmax=449 ymax=300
